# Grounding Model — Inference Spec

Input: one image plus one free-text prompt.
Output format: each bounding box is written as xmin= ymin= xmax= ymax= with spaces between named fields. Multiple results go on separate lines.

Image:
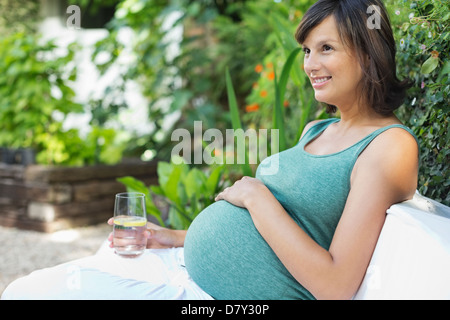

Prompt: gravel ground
xmin=0 ymin=223 xmax=111 ymax=296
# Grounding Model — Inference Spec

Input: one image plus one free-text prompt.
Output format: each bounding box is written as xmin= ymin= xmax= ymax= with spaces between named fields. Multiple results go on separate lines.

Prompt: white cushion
xmin=354 ymin=192 xmax=450 ymax=299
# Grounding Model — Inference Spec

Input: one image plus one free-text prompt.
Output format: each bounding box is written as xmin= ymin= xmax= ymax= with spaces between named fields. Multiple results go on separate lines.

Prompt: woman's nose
xmin=304 ymin=52 xmax=320 ymax=75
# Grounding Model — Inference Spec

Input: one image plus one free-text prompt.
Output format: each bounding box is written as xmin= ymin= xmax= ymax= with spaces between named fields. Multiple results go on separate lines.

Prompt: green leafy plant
xmin=0 ymin=32 xmax=86 ymax=165
xmin=240 ymin=3 xmax=321 ymax=146
xmin=91 ymin=0 xmax=318 ymax=162
xmin=390 ymin=0 xmax=449 ymax=205
xmin=225 ymin=67 xmax=253 ymax=177
xmin=225 ymin=46 xmax=309 ymax=177
xmin=0 ymin=31 xmax=128 ymax=166
xmin=118 ymin=159 xmax=225 ymax=229
xmin=0 ymin=0 xmax=39 ymax=37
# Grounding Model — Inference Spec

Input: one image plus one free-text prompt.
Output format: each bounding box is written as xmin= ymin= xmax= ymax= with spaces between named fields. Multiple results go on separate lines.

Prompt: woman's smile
xmin=311 ymin=76 xmax=332 ymax=88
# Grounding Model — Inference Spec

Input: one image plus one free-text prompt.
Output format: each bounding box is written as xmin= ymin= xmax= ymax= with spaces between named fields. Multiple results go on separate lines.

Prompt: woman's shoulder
xmin=370 ymin=124 xmax=418 ymax=154
xmin=355 ymin=125 xmax=419 ymax=195
xmin=359 ymin=114 xmax=418 ymax=152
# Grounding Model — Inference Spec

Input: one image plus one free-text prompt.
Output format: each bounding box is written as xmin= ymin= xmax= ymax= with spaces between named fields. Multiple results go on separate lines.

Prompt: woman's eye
xmin=323 ymin=45 xmax=333 ymax=52
xmin=302 ymin=47 xmax=310 ymax=54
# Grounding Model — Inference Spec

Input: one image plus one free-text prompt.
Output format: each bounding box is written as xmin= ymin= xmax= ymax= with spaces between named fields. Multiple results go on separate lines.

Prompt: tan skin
xmin=108 ymin=16 xmax=418 ymax=299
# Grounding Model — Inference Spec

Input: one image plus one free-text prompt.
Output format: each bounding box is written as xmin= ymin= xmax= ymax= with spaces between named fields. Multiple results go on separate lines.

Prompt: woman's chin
xmin=314 ymin=94 xmax=333 ymax=106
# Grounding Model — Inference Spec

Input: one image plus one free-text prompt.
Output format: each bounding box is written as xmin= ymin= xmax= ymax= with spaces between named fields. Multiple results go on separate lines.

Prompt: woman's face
xmin=302 ymin=16 xmax=364 ymax=111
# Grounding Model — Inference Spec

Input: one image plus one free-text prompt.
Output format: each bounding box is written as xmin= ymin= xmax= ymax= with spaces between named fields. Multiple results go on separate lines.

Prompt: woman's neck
xmin=336 ymin=103 xmax=398 ymax=129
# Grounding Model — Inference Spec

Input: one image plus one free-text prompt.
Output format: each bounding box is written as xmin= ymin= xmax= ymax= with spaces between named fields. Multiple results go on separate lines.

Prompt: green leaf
xmin=270 ymin=14 xmax=299 ymax=52
xmin=421 ymin=56 xmax=439 ymax=74
xmin=149 ymin=185 xmax=164 ymax=196
xmin=170 ymin=89 xmax=193 ymax=112
xmin=225 ymin=67 xmax=242 ymax=130
xmin=168 ymin=206 xmax=184 ymax=230
xmin=273 ymin=47 xmax=302 ymax=151
xmin=163 ymin=165 xmax=184 ymax=204
xmin=157 ymin=161 xmax=174 ymax=188
xmin=225 ymin=67 xmax=253 ymax=177
xmin=116 ymin=176 xmax=149 ymax=196
xmin=295 ymin=93 xmax=315 ymax=142
xmin=278 ymin=47 xmax=302 ymax=101
xmin=273 ymin=69 xmax=286 ymax=151
xmin=437 ymin=60 xmax=450 ymax=81
xmin=184 ymin=168 xmax=207 ymax=199
xmin=206 ymin=165 xmax=224 ymax=196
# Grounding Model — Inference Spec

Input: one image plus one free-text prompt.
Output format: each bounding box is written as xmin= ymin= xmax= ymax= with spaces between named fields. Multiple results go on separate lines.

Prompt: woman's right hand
xmin=107 ymin=218 xmax=186 ymax=249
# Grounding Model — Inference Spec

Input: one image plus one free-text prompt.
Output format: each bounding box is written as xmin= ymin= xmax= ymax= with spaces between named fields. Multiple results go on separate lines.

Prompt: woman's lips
xmin=311 ymin=76 xmax=332 ymax=88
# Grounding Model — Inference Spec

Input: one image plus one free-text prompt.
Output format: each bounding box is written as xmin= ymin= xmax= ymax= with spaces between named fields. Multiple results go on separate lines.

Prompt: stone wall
xmin=0 ymin=161 xmax=158 ymax=232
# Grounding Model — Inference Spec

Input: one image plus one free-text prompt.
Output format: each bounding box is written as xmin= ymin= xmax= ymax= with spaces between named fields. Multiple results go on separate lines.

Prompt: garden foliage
xmin=390 ymin=0 xmax=449 ymax=205
xmin=0 ymin=33 xmax=86 ymax=165
xmin=0 ymin=0 xmax=447 ymax=206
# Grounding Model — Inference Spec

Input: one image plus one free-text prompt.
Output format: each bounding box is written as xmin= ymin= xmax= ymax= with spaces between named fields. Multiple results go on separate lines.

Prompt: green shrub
xmin=0 ymin=33 xmax=85 ymax=165
xmin=390 ymin=0 xmax=449 ymax=205
xmin=92 ymin=0 xmax=319 ymax=161
xmin=0 ymin=32 xmax=127 ymax=166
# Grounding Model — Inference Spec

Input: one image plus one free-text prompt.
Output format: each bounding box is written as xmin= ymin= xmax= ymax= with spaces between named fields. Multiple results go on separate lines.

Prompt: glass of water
xmin=113 ymin=192 xmax=147 ymax=258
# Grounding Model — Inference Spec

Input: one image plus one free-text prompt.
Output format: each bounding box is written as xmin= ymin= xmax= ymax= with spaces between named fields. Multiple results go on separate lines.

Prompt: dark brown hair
xmin=295 ymin=0 xmax=411 ymax=115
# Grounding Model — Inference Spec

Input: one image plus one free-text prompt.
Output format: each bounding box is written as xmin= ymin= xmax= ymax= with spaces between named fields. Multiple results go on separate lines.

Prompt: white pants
xmin=1 ymin=242 xmax=213 ymax=300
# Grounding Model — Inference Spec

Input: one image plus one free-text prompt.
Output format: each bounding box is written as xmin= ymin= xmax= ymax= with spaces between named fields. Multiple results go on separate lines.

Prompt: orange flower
xmin=431 ymin=50 xmax=439 ymax=58
xmin=283 ymin=100 xmax=289 ymax=107
xmin=260 ymin=90 xmax=268 ymax=98
xmin=267 ymin=71 xmax=275 ymax=80
xmin=266 ymin=62 xmax=273 ymax=69
xmin=245 ymin=103 xmax=260 ymax=112
xmin=255 ymin=64 xmax=263 ymax=73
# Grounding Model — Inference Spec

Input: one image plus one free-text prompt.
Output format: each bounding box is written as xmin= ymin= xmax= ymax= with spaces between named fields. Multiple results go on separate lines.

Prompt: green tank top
xmin=184 ymin=118 xmax=417 ymax=300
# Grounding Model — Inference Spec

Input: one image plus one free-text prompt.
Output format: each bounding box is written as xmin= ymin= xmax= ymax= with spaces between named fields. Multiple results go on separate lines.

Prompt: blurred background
xmin=0 ymin=0 xmax=448 ymax=294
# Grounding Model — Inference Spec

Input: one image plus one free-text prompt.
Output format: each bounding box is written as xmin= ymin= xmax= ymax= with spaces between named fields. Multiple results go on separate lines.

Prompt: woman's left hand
xmin=215 ymin=176 xmax=266 ymax=208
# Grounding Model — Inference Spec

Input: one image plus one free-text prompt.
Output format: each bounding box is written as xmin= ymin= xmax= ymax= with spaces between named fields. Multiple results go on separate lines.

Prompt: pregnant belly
xmin=183 ymin=200 xmax=311 ymax=300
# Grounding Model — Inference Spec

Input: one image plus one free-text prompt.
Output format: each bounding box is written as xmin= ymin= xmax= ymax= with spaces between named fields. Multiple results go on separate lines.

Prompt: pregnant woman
xmin=2 ymin=0 xmax=418 ymax=300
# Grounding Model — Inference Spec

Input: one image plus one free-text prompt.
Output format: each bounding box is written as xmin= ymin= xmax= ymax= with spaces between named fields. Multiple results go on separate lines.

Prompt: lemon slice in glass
xmin=114 ymin=216 xmax=147 ymax=227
